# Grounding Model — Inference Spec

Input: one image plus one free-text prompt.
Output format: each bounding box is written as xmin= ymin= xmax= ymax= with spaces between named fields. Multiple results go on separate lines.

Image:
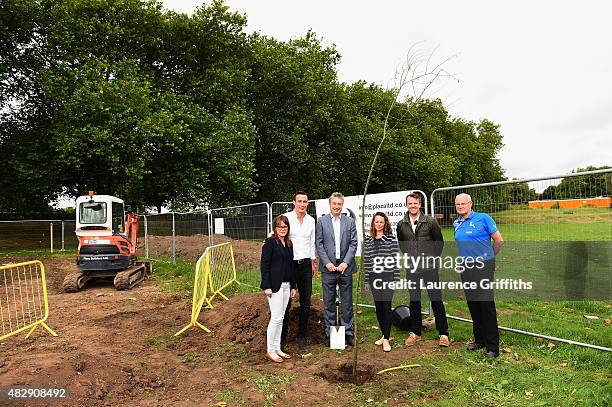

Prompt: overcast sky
xmin=162 ymin=0 xmax=611 ymax=180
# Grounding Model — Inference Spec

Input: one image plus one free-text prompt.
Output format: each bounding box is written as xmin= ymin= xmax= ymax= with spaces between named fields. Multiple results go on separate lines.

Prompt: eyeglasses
xmin=276 ymin=225 xmax=288 ymax=229
xmin=455 ymin=202 xmax=471 ymax=207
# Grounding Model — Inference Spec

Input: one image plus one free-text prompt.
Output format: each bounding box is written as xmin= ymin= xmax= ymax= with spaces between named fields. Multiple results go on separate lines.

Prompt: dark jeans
xmin=375 ymin=300 xmax=393 ymax=339
xmin=281 ymin=259 xmax=312 ymax=344
xmin=407 ymin=270 xmax=449 ymax=336
xmin=321 ymin=260 xmax=354 ymax=338
xmin=461 ymin=259 xmax=499 ymax=353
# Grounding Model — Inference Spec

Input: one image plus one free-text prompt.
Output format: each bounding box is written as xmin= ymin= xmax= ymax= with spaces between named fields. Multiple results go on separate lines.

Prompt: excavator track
xmin=62 ymin=272 xmax=92 ymax=293
xmin=114 ymin=261 xmax=151 ymax=290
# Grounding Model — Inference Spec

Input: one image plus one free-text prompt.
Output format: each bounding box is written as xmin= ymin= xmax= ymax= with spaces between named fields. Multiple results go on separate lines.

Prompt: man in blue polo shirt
xmin=454 ymin=193 xmax=504 ymax=359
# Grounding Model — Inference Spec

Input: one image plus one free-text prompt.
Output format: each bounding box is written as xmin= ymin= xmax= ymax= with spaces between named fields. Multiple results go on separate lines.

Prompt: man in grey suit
xmin=315 ymin=192 xmax=358 ymax=347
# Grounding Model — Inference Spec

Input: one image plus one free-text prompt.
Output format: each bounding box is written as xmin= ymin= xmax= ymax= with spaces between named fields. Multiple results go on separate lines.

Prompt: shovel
xmin=330 ymin=284 xmax=345 ymax=349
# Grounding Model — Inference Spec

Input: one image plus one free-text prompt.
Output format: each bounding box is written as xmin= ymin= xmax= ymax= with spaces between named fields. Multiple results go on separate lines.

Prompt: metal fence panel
xmin=0 ymin=220 xmax=74 ymax=252
xmin=430 ymin=169 xmax=612 ymax=350
xmin=210 ymin=203 xmax=269 ymax=288
xmin=270 ymin=201 xmax=317 ymax=221
xmin=0 ymin=260 xmax=58 ymax=340
xmin=138 ymin=213 xmax=175 ymax=260
xmin=61 ymin=221 xmax=78 ymax=251
xmin=138 ymin=212 xmax=210 ymax=263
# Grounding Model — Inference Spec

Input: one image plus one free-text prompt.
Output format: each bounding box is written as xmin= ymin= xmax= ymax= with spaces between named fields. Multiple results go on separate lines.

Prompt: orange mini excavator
xmin=62 ymin=192 xmax=151 ymax=292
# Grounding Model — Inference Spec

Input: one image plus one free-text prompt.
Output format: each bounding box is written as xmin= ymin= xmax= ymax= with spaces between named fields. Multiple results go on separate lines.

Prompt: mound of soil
xmin=204 ymin=292 xmax=327 ymax=351
xmin=317 ymin=362 xmax=378 ymax=385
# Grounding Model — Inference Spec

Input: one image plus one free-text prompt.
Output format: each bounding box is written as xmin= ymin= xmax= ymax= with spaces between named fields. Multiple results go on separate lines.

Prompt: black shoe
xmin=296 ymin=336 xmax=307 ymax=349
xmin=345 ymin=336 xmax=355 ymax=347
xmin=467 ymin=342 xmax=485 ymax=351
xmin=485 ymin=351 xmax=499 ymax=359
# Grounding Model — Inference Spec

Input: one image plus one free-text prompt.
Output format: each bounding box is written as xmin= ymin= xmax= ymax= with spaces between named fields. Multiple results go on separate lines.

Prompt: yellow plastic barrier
xmin=175 ymin=248 xmax=212 ymax=336
xmin=0 ymin=260 xmax=58 ymax=341
xmin=174 ymin=242 xmax=237 ymax=336
xmin=205 ymin=242 xmax=237 ymax=308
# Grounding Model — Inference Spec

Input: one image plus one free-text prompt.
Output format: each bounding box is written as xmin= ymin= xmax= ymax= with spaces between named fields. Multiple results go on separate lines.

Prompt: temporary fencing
xmin=210 ymin=203 xmax=269 ymax=288
xmin=174 ymin=242 xmax=236 ymax=336
xmin=138 ymin=213 xmax=175 ymax=261
xmin=174 ymin=247 xmax=212 ymax=336
xmin=0 ymin=220 xmax=77 ymax=252
xmin=206 ymin=242 xmax=237 ymax=305
xmin=431 ymin=168 xmax=612 ymax=351
xmin=270 ymin=201 xmax=317 ymax=222
xmin=0 ymin=260 xmax=58 ymax=341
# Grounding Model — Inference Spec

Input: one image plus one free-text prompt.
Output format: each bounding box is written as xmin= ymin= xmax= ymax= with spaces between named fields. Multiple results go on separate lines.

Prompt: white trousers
xmin=266 ymin=282 xmax=290 ymax=353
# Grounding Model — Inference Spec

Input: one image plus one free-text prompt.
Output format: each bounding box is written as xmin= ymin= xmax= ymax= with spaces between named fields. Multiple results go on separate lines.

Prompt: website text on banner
xmin=314 ymin=191 xmax=424 ymax=253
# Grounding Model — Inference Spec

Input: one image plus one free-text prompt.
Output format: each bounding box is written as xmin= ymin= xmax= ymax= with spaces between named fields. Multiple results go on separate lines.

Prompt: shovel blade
xmin=330 ymin=326 xmax=345 ymax=349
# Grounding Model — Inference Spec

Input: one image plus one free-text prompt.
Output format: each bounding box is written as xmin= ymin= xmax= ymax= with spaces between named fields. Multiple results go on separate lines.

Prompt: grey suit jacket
xmin=315 ymin=214 xmax=358 ymax=275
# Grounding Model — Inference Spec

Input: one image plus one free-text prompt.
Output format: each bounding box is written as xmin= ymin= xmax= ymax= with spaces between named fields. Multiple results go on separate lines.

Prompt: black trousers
xmin=281 ymin=259 xmax=312 ymax=345
xmin=461 ymin=259 xmax=499 ymax=353
xmin=367 ymin=274 xmax=394 ymax=339
xmin=375 ymin=301 xmax=393 ymax=339
xmin=321 ymin=261 xmax=354 ymax=338
xmin=407 ymin=270 xmax=449 ymax=336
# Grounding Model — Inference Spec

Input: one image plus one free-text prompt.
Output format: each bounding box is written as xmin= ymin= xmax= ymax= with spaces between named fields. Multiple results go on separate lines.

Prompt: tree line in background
xmin=433 ymin=166 xmax=612 ymax=220
xmin=3 ymin=0 xmax=519 ymax=215
xmin=540 ymin=166 xmax=612 ymax=200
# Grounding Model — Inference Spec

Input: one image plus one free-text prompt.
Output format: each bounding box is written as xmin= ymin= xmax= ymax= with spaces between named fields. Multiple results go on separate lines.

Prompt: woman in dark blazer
xmin=363 ymin=212 xmax=400 ymax=352
xmin=261 ymin=215 xmax=297 ymax=363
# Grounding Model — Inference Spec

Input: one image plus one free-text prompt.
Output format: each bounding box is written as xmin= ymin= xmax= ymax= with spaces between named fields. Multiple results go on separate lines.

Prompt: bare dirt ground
xmin=0 ymin=256 xmax=452 ymax=406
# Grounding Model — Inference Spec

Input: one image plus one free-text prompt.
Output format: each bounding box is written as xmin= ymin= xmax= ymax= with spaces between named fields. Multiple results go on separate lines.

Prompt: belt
xmin=295 ymin=258 xmax=311 ymax=264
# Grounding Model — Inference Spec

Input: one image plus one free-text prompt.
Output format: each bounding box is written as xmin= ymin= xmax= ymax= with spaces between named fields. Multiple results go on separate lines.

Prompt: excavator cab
xmin=63 ymin=192 xmax=151 ymax=292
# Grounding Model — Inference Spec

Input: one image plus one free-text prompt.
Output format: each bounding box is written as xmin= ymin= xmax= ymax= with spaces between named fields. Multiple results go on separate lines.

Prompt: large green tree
xmin=1 ymin=0 xmax=508 ymax=213
xmin=246 ymin=31 xmax=358 ymax=201
xmin=343 ymin=92 xmax=505 ymax=195
xmin=0 ymin=0 xmax=256 ymax=211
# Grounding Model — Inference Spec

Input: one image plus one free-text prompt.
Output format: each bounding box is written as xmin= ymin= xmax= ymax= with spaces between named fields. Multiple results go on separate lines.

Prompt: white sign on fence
xmin=314 ymin=191 xmax=412 ymax=253
xmin=214 ymin=217 xmax=225 ymax=235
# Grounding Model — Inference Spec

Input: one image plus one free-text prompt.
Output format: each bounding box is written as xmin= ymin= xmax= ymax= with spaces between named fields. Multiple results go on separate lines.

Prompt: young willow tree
xmin=353 ymin=45 xmax=459 ymax=375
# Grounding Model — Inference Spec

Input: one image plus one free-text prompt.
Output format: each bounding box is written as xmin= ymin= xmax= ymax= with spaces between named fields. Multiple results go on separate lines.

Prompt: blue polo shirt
xmin=453 ymin=211 xmax=498 ymax=260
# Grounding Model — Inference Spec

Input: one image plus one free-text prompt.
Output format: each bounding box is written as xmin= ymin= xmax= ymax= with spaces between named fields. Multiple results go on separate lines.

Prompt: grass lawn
xmin=0 ymin=248 xmax=75 ymax=259
xmin=221 ymin=277 xmax=612 ymax=406
xmin=492 ymin=207 xmax=611 ymax=224
xmin=346 ymin=307 xmax=611 ymax=407
xmin=441 ymin=223 xmax=611 ymax=241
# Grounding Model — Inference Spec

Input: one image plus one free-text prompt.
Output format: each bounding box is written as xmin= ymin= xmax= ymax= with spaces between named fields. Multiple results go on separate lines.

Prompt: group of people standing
xmin=260 ymin=190 xmax=504 ymax=363
xmin=260 ymin=191 xmax=357 ymax=363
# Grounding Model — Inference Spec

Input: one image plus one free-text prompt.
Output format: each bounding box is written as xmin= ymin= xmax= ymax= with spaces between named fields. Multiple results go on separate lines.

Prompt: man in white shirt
xmin=281 ymin=191 xmax=317 ymax=349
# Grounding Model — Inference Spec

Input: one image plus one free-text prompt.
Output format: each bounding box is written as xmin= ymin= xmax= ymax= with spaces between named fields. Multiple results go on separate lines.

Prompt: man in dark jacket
xmin=396 ymin=193 xmax=449 ymax=348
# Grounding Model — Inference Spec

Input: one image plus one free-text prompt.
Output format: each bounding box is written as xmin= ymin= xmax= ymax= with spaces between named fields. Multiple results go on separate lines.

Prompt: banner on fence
xmin=214 ymin=218 xmax=225 ymax=235
xmin=314 ymin=191 xmax=418 ymax=252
